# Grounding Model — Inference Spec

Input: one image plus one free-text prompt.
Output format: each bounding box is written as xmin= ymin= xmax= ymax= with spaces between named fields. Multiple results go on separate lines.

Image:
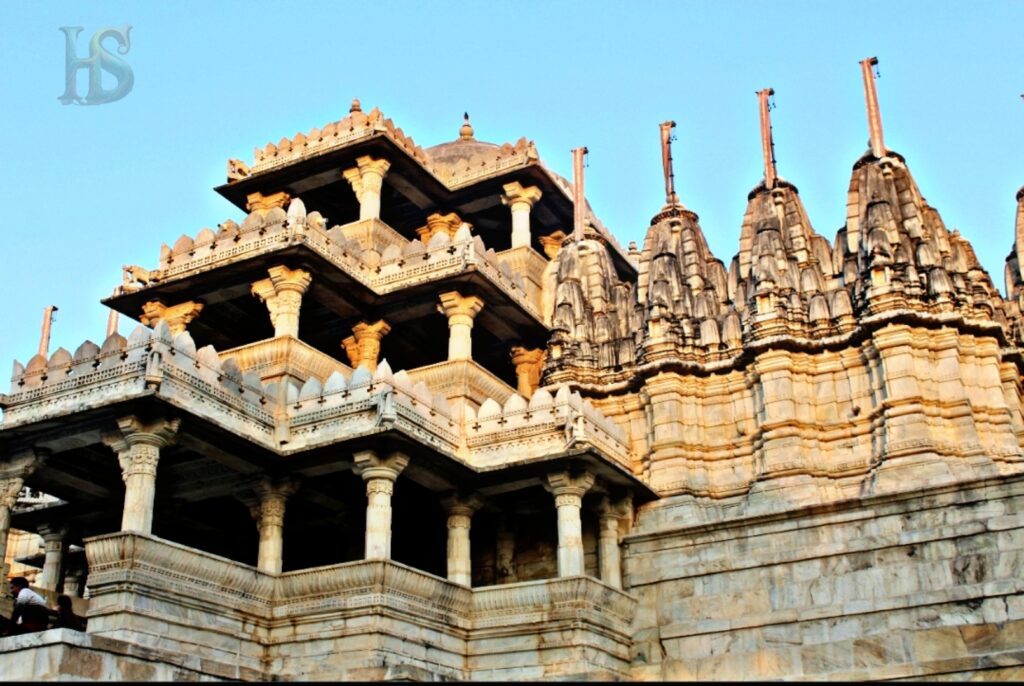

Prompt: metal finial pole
xmin=756 ymin=88 xmax=777 ymax=189
xmin=572 ymin=147 xmax=588 ymax=241
xmin=659 ymin=121 xmax=679 ymax=205
xmin=37 ymin=305 xmax=58 ymax=358
xmin=106 ymin=309 xmax=120 ymax=337
xmin=860 ymin=56 xmax=886 ymax=158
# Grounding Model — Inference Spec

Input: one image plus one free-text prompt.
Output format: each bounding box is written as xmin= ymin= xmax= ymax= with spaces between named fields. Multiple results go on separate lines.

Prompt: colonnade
xmin=0 ymin=429 xmax=628 ymax=591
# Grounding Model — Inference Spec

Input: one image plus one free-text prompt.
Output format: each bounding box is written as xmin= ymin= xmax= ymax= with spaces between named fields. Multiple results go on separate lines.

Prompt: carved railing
xmin=464 ymin=385 xmax=633 ymax=470
xmin=84 ymin=532 xmax=632 ymax=637
xmin=3 ymin=323 xmax=633 ymax=474
xmin=276 ymin=559 xmax=472 ymax=628
xmin=124 ymin=205 xmax=541 ymax=322
xmin=471 ymin=576 xmax=636 ymax=635
xmin=86 ymin=532 xmax=275 ymax=615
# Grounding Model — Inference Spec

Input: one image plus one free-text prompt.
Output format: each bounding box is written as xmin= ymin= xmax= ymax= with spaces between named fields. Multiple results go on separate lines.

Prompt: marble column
xmin=63 ymin=568 xmax=86 ymax=598
xmin=139 ymin=300 xmax=204 ymax=336
xmin=442 ymin=493 xmax=482 ymax=587
xmin=545 ymin=470 xmax=594 ymax=577
xmin=509 ymin=346 xmax=546 ymax=399
xmin=596 ymin=497 xmax=625 ymax=589
xmin=102 ymin=416 xmax=180 ymax=534
xmin=342 ymin=156 xmax=391 ymax=221
xmin=353 ymin=450 xmax=409 ymax=559
xmin=501 ymin=182 xmax=543 ymax=249
xmin=252 ymin=478 xmax=299 ymax=574
xmin=251 ymin=265 xmax=313 ymax=338
xmin=342 ymin=319 xmax=391 ymax=372
xmin=0 ymin=450 xmax=48 ymax=579
xmin=437 ymin=291 xmax=485 ymax=361
xmin=37 ymin=524 xmax=69 ymax=592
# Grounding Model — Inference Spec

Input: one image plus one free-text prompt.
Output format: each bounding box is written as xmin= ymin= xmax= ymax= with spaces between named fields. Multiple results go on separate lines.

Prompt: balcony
xmin=73 ymin=532 xmax=636 ymax=680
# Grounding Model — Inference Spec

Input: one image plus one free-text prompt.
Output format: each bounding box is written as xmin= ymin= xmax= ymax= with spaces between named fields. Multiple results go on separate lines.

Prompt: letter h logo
xmin=59 ymin=26 xmax=134 ymax=106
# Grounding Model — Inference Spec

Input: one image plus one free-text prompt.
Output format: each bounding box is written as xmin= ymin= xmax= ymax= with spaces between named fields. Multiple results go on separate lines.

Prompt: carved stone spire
xmin=756 ymin=89 xmax=777 ymax=190
xmin=860 ymin=57 xmax=886 ymax=158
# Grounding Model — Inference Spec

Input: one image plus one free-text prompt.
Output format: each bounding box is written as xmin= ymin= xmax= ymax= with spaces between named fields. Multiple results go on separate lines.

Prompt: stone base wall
xmin=0 ymin=629 xmax=234 ymax=681
xmin=624 ymin=473 xmax=1024 ymax=680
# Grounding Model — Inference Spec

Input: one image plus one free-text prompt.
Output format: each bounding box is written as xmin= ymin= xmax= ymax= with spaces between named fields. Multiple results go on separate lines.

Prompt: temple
xmin=2 ymin=61 xmax=1024 ymax=680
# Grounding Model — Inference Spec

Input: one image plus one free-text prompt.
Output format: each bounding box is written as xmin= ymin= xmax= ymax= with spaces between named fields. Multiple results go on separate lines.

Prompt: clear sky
xmin=1 ymin=1 xmax=1022 ymax=376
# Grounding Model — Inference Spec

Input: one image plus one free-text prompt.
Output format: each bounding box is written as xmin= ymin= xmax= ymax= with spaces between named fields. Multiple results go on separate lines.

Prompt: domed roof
xmin=424 ymin=113 xmax=504 ymax=168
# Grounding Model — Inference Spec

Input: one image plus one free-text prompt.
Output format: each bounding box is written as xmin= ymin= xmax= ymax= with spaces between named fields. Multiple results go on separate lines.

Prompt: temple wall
xmin=592 ymin=324 xmax=1024 ymax=504
xmin=624 ymin=473 xmax=1024 ymax=680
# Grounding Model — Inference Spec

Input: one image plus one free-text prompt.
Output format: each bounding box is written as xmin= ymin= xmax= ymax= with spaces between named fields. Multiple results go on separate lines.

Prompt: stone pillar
xmin=342 ymin=320 xmax=391 ymax=372
xmin=0 ymin=450 xmax=48 ymax=579
xmin=510 ymin=346 xmax=546 ymax=399
xmin=251 ymin=265 xmax=313 ymax=338
xmin=501 ymin=182 xmax=543 ymax=249
xmin=102 ymin=417 xmax=180 ymax=534
xmin=139 ymin=300 xmax=204 ymax=336
xmin=252 ymin=478 xmax=298 ymax=574
xmin=545 ymin=470 xmax=595 ymax=577
xmin=37 ymin=524 xmax=68 ymax=592
xmin=437 ymin=291 xmax=485 ymax=361
xmin=63 ymin=568 xmax=85 ymax=598
xmin=441 ymin=493 xmax=482 ymax=587
xmin=495 ymin=517 xmax=517 ymax=584
xmin=342 ymin=156 xmax=391 ymax=221
xmin=353 ymin=450 xmax=409 ymax=559
xmin=596 ymin=496 xmax=627 ymax=589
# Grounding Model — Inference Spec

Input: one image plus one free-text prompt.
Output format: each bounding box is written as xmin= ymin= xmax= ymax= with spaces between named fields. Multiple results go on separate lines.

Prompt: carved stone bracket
xmin=510 ymin=346 xmax=546 ymax=398
xmin=245 ymin=191 xmax=291 ymax=214
xmin=251 ymin=265 xmax=313 ymax=338
xmin=342 ymin=319 xmax=391 ymax=372
xmin=140 ymin=300 xmax=204 ymax=336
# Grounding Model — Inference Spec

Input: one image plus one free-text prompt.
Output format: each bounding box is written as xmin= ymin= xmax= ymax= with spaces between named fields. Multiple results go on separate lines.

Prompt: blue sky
xmin=1 ymin=1 xmax=1022 ymax=374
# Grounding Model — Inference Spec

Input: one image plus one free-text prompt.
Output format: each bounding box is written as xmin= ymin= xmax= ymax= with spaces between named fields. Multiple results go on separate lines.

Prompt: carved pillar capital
xmin=245 ymin=191 xmax=291 ymax=214
xmin=437 ymin=291 xmax=485 ymax=325
xmin=353 ymin=450 xmax=409 ymax=483
xmin=441 ymin=492 xmax=483 ymax=521
xmin=251 ymin=265 xmax=313 ymax=338
xmin=342 ymin=319 xmax=391 ymax=372
xmin=539 ymin=230 xmax=568 ymax=260
xmin=544 ymin=469 xmax=595 ymax=502
xmin=501 ymin=181 xmax=543 ymax=211
xmin=417 ymin=212 xmax=465 ymax=243
xmin=0 ymin=448 xmax=50 ymax=506
xmin=253 ymin=477 xmax=299 ymax=529
xmin=510 ymin=346 xmax=546 ymax=398
xmin=38 ymin=523 xmax=69 ymax=547
xmin=139 ymin=300 xmax=204 ymax=336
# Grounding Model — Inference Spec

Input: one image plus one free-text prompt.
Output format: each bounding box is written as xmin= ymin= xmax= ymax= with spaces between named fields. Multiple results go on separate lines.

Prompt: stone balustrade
xmin=464 ymin=385 xmax=633 ymax=470
xmin=3 ymin=326 xmax=630 ymax=475
xmin=121 ymin=199 xmax=540 ymax=321
xmin=79 ymin=532 xmax=634 ymax=680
